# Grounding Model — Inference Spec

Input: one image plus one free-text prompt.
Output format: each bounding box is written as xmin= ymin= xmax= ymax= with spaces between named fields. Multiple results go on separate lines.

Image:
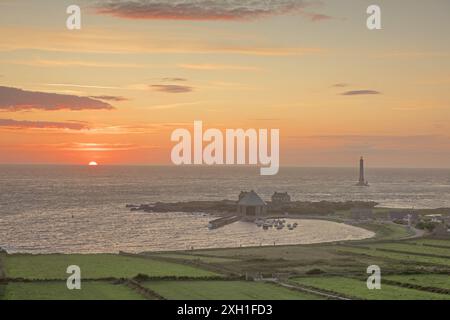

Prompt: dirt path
xmin=268 ymin=280 xmax=351 ymax=300
xmin=400 ymin=226 xmax=426 ymax=240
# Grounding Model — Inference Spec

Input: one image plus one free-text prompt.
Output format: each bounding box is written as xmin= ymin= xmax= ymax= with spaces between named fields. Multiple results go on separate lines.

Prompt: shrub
xmin=306 ymin=268 xmax=325 ymax=275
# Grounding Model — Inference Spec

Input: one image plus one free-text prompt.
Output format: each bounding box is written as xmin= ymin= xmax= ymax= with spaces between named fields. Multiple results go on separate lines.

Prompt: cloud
xmin=147 ymin=101 xmax=208 ymax=110
xmin=286 ymin=134 xmax=450 ymax=156
xmin=332 ymin=83 xmax=349 ymax=88
xmin=161 ymin=77 xmax=188 ymax=82
xmin=44 ymin=83 xmax=120 ymax=90
xmin=4 ymin=58 xmax=155 ymax=69
xmin=9 ymin=142 xmax=160 ymax=152
xmin=89 ymin=95 xmax=129 ymax=102
xmin=0 ymin=119 xmax=89 ymax=130
xmin=150 ymin=84 xmax=194 ymax=93
xmin=93 ymin=0 xmax=322 ymax=21
xmin=60 ymin=143 xmax=147 ymax=152
xmin=179 ymin=63 xmax=260 ymax=71
xmin=341 ymin=90 xmax=381 ymax=96
xmin=301 ymin=11 xmax=333 ymax=22
xmin=0 ymin=27 xmax=324 ymax=56
xmin=0 ymin=86 xmax=115 ymax=111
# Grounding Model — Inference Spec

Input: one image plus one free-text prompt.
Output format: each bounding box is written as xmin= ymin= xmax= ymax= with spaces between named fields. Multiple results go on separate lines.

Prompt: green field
xmin=2 ymin=228 xmax=450 ymax=300
xmin=192 ymin=245 xmax=342 ymax=262
xmin=2 ymin=281 xmax=145 ymax=300
xmin=4 ymin=254 xmax=218 ymax=280
xmin=143 ymin=280 xmax=323 ymax=300
xmin=354 ymin=223 xmax=414 ymax=241
xmin=0 ymin=285 xmax=5 ymax=300
xmin=154 ymin=253 xmax=237 ymax=264
xmin=337 ymin=246 xmax=450 ymax=267
xmin=363 ymin=243 xmax=450 ymax=258
xmin=409 ymin=239 xmax=450 ymax=248
xmin=292 ymin=277 xmax=450 ymax=300
xmin=385 ymin=274 xmax=450 ymax=291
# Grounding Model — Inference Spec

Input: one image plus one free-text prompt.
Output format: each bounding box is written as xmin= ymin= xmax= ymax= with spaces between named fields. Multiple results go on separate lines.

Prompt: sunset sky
xmin=1 ymin=0 xmax=450 ymax=167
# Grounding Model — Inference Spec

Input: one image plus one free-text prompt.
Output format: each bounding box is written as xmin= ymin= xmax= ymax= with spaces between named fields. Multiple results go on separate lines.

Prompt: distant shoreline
xmin=1 ymin=164 xmax=450 ymax=170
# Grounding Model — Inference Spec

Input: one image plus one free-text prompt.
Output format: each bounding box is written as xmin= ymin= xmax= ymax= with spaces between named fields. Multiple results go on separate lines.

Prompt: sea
xmin=0 ymin=165 xmax=449 ymax=254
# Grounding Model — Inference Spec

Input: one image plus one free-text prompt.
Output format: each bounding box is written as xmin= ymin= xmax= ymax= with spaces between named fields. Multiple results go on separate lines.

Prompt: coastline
xmin=0 ymin=216 xmax=375 ymax=255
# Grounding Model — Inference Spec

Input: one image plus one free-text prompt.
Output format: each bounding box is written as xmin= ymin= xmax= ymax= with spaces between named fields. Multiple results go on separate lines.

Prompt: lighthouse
xmin=356 ymin=156 xmax=369 ymax=186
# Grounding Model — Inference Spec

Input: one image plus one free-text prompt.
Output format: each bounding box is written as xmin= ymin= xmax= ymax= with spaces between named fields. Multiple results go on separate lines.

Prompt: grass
xmin=143 ymin=280 xmax=323 ymax=300
xmin=336 ymin=246 xmax=450 ymax=267
xmin=154 ymin=253 xmax=237 ymax=264
xmin=173 ymin=243 xmax=416 ymax=276
xmin=0 ymin=253 xmax=5 ymax=279
xmin=2 ymin=281 xmax=146 ymax=300
xmin=385 ymin=274 xmax=450 ymax=291
xmin=4 ymin=254 xmax=218 ymax=280
xmin=409 ymin=239 xmax=450 ymax=248
xmin=354 ymin=223 xmax=414 ymax=241
xmin=2 ymin=227 xmax=449 ymax=300
xmin=0 ymin=284 xmax=5 ymax=300
xmin=362 ymin=243 xmax=450 ymax=258
xmin=291 ymin=277 xmax=450 ymax=300
xmin=194 ymin=245 xmax=342 ymax=262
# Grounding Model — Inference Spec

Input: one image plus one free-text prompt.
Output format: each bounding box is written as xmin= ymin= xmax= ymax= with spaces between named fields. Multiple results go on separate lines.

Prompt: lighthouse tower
xmin=356 ymin=156 xmax=369 ymax=186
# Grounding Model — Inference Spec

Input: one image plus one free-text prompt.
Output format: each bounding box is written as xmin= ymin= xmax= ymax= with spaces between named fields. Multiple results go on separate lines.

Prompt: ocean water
xmin=0 ymin=165 xmax=449 ymax=253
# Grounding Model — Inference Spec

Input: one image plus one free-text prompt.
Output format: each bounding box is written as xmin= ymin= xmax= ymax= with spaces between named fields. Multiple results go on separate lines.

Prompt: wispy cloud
xmin=60 ymin=142 xmax=149 ymax=152
xmin=150 ymin=84 xmax=194 ymax=93
xmin=0 ymin=86 xmax=115 ymax=111
xmin=11 ymin=142 xmax=161 ymax=152
xmin=341 ymin=90 xmax=381 ymax=96
xmin=89 ymin=95 xmax=129 ymax=102
xmin=301 ymin=11 xmax=333 ymax=22
xmin=286 ymin=134 xmax=450 ymax=155
xmin=332 ymin=83 xmax=349 ymax=88
xmin=3 ymin=58 xmax=155 ymax=69
xmin=0 ymin=118 xmax=89 ymax=130
xmin=93 ymin=0 xmax=326 ymax=21
xmin=179 ymin=63 xmax=260 ymax=71
xmin=147 ymin=101 xmax=208 ymax=110
xmin=0 ymin=27 xmax=324 ymax=56
xmin=44 ymin=83 xmax=120 ymax=90
xmin=161 ymin=77 xmax=188 ymax=82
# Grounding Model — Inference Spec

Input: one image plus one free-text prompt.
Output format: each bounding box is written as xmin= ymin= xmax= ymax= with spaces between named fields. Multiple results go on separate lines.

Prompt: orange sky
xmin=1 ymin=0 xmax=450 ymax=167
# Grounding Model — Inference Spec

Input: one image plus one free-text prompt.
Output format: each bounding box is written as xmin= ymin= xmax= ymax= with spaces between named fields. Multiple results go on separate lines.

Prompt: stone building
xmin=237 ymin=191 xmax=267 ymax=218
xmin=271 ymin=192 xmax=291 ymax=205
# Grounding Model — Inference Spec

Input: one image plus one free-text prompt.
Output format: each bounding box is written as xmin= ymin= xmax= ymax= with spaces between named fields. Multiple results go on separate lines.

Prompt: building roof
xmin=238 ymin=190 xmax=266 ymax=206
xmin=272 ymin=192 xmax=289 ymax=196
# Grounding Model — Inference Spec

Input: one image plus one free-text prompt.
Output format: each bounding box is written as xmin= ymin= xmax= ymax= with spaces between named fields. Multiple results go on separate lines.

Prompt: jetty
xmin=208 ymin=215 xmax=241 ymax=230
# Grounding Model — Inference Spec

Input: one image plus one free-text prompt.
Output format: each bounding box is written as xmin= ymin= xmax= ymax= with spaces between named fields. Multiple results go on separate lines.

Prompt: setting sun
xmin=88 ymin=161 xmax=98 ymax=166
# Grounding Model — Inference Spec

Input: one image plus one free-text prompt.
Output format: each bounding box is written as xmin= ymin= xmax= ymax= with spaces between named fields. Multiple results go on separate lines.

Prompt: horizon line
xmin=1 ymin=163 xmax=450 ymax=170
